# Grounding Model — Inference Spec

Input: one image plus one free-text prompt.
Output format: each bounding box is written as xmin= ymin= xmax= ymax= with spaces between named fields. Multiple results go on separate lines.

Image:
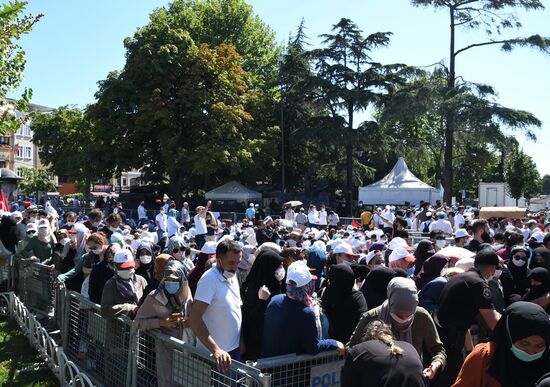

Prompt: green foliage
xmin=505 ymin=149 xmax=541 ymax=203
xmin=0 ymin=1 xmax=42 ymax=134
xmin=18 ymin=168 xmax=56 ymax=196
xmin=31 ymin=106 xmax=109 ymax=196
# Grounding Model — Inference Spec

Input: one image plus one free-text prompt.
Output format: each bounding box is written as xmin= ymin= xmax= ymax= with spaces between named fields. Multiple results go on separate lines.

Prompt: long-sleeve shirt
xmin=100 ymin=275 xmax=147 ymax=319
xmin=261 ymin=294 xmax=338 ymax=358
xmin=20 ymin=236 xmax=54 ymax=263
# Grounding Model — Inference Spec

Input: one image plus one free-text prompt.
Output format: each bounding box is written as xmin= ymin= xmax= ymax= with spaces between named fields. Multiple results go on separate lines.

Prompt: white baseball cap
xmin=113 ymin=249 xmax=135 ymax=269
xmin=201 ymin=241 xmax=218 ymax=255
xmin=388 ymin=237 xmax=412 ymax=251
xmin=333 ymin=243 xmax=358 ymax=257
xmin=286 ymin=261 xmax=316 ymax=287
xmin=454 ymin=229 xmax=469 ymax=239
xmin=389 ymin=247 xmax=416 ymax=263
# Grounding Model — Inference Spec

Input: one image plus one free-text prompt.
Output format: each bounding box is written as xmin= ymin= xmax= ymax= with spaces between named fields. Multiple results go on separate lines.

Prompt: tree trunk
xmin=443 ymin=6 xmax=456 ymax=204
xmin=347 ymin=103 xmax=354 ymax=217
xmin=169 ymin=167 xmax=185 ymax=208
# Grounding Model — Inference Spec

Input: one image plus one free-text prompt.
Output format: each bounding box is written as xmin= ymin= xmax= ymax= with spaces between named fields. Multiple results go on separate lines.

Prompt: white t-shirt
xmin=137 ymin=205 xmax=147 ymax=220
xmin=181 ymin=208 xmax=190 ymax=223
xmin=454 ymin=213 xmax=465 ymax=230
xmin=429 ymin=219 xmax=453 ymax=235
xmin=194 ymin=214 xmax=207 ymax=235
xmin=194 ymin=268 xmax=242 ymax=352
xmin=318 ymin=210 xmax=327 ymax=226
xmin=308 ymin=210 xmax=319 ymax=224
xmin=167 ymin=216 xmax=181 ymax=237
xmin=328 ymin=213 xmax=339 ymax=226
xmin=155 ymin=212 xmax=167 ymax=231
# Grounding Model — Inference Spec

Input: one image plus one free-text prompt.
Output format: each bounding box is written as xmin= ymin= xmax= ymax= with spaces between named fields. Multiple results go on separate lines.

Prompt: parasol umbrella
xmin=284 ymin=200 xmax=303 ymax=207
xmin=432 ymin=246 xmax=475 ymax=267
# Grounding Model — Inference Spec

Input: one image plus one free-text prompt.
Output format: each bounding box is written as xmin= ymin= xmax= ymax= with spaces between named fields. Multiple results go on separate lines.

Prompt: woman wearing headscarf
xmin=419 ymin=267 xmax=464 ymax=314
xmin=20 ymin=218 xmax=56 ymax=263
xmin=135 ymin=240 xmax=159 ymax=297
xmin=500 ymin=246 xmax=531 ymax=305
xmin=205 ymin=211 xmax=218 ymax=242
xmin=522 ymin=268 xmax=550 ymax=306
xmin=88 ymin=244 xmax=119 ymax=304
xmin=135 ymin=260 xmax=193 ymax=387
xmin=360 ymin=266 xmax=396 ymax=310
xmin=320 ymin=264 xmax=368 ymax=343
xmin=165 ymin=235 xmax=194 ymax=276
xmin=241 ymin=249 xmax=284 ymax=360
xmin=261 ymin=261 xmax=344 ymax=358
xmin=454 ymin=301 xmax=550 ymax=387
xmin=415 ymin=256 xmax=450 ymax=290
xmin=342 ymin=320 xmax=427 ymax=387
xmin=349 ymin=277 xmax=446 ymax=381
xmin=530 ymin=247 xmax=550 ymax=271
xmin=57 ymin=232 xmax=108 ymax=293
xmin=413 ymin=239 xmax=436 ymax=276
xmin=187 ymin=241 xmax=218 ymax=297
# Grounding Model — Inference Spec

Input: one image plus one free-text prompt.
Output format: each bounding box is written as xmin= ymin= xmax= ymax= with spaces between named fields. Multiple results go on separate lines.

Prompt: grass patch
xmin=0 ymin=316 xmax=59 ymax=386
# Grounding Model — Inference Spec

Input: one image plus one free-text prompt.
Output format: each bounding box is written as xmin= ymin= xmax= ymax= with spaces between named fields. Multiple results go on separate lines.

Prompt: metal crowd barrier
xmin=254 ymin=351 xmax=343 ymax=387
xmin=2 ymin=255 xmax=346 ymax=387
xmin=16 ymin=259 xmax=56 ymax=317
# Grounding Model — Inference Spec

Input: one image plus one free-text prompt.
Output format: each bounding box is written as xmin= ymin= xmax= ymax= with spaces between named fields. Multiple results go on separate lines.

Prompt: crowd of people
xmin=1 ymin=197 xmax=550 ymax=387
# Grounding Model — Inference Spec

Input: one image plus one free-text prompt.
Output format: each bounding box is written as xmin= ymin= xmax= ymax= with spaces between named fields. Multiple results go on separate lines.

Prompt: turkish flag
xmin=351 ymin=220 xmax=362 ymax=229
xmin=13 ymin=143 xmax=19 ymax=155
xmin=0 ymin=191 xmax=9 ymax=212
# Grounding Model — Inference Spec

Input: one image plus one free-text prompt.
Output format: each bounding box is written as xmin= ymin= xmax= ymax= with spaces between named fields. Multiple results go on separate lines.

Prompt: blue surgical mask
xmin=510 ymin=344 xmax=544 ymax=362
xmin=164 ymin=282 xmax=181 ymax=295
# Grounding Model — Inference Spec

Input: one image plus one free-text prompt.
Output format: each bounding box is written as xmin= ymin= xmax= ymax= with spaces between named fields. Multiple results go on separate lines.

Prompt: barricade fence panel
xmin=16 ymin=259 xmax=56 ymax=317
xmin=254 ymin=351 xmax=343 ymax=387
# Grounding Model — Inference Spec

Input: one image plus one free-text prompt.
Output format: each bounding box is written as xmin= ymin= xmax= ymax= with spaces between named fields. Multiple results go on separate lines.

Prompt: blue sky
xmin=11 ymin=0 xmax=549 ymax=175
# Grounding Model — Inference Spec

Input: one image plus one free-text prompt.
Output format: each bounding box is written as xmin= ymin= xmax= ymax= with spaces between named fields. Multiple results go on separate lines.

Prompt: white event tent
xmin=358 ymin=157 xmax=440 ymax=205
xmin=205 ymin=181 xmax=262 ymax=202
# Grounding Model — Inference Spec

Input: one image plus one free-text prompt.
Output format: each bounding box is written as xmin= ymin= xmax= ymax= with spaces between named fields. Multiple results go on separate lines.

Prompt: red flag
xmin=0 ymin=191 xmax=8 ymax=212
xmin=13 ymin=143 xmax=19 ymax=155
xmin=351 ymin=220 xmax=362 ymax=229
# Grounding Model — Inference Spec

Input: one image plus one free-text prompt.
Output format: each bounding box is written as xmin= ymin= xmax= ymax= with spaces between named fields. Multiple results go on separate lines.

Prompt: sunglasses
xmin=27 ymin=230 xmax=36 ymax=234
xmin=173 ymin=248 xmax=182 ymax=253
xmin=513 ymin=255 xmax=527 ymax=260
xmin=435 ymin=237 xmax=446 ymax=240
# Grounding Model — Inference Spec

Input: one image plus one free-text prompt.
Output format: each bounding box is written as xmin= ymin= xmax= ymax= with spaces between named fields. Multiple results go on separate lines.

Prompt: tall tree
xmin=308 ymin=18 xmax=408 ymax=215
xmin=31 ymin=106 xmax=109 ymax=198
xmin=505 ymin=149 xmax=541 ymax=205
xmin=411 ymin=0 xmax=550 ymax=203
xmin=542 ymin=175 xmax=550 ymax=196
xmin=18 ymin=167 xmax=56 ymax=198
xmin=90 ymin=0 xmax=281 ymax=202
xmin=0 ymin=1 xmax=41 ymax=134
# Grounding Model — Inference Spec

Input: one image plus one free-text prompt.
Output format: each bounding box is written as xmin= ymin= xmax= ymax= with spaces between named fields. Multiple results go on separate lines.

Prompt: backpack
xmin=422 ymin=221 xmax=430 ymax=233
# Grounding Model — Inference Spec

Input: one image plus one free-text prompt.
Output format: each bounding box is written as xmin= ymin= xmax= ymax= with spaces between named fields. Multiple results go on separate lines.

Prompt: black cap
xmin=475 ymin=248 xmax=499 ymax=266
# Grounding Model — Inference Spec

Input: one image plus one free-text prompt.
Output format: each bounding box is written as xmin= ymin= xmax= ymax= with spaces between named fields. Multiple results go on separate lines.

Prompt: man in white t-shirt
xmin=189 ymin=239 xmax=243 ymax=372
xmin=429 ymin=212 xmax=453 ymax=236
xmin=137 ymin=201 xmax=148 ymax=226
xmin=194 ymin=205 xmax=208 ymax=248
xmin=155 ymin=207 xmax=167 ymax=241
xmin=318 ymin=205 xmax=328 ymax=229
xmin=180 ymin=202 xmax=191 ymax=228
xmin=307 ymin=205 xmax=319 ymax=227
xmin=454 ymin=206 xmax=466 ymax=231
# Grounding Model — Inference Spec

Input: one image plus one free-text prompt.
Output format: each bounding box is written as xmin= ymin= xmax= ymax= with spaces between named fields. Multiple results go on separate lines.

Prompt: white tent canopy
xmin=205 ymin=181 xmax=262 ymax=201
xmin=358 ymin=157 xmax=440 ymax=205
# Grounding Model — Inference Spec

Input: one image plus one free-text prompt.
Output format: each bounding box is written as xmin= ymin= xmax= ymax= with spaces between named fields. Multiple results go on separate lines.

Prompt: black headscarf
xmin=361 ymin=266 xmax=396 ymax=310
xmin=321 ymin=264 xmax=369 ymax=343
xmin=415 ymin=255 xmax=449 ymax=290
xmin=487 ymin=301 xmax=550 ymax=387
xmin=523 ymin=268 xmax=550 ymax=302
xmin=242 ymin=250 xmax=284 ymax=308
xmin=187 ymin=253 xmax=210 ymax=297
xmin=530 ymin=248 xmax=550 ymax=271
xmin=501 ymin=246 xmax=530 ymax=305
xmin=413 ymin=239 xmax=435 ymax=276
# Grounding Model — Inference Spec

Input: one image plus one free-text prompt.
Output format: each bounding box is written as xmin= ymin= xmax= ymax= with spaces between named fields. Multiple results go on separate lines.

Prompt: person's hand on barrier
xmin=48 ymin=264 xmax=55 ymax=271
xmin=336 ymin=341 xmax=345 ymax=356
xmin=52 ymin=280 xmax=61 ymax=288
xmin=213 ymin=348 xmax=232 ymax=373
xmin=258 ymin=285 xmax=271 ymax=301
xmin=159 ymin=315 xmax=179 ymax=328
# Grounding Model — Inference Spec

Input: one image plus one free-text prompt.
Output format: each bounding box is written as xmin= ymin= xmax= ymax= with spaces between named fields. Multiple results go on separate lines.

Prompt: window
xmin=16 ymin=124 xmax=32 ymax=137
xmin=16 ymin=168 xmax=24 ymax=178
xmin=16 ymin=145 xmax=23 ymax=158
xmin=121 ymin=178 xmax=127 ymax=187
xmin=0 ymin=136 xmax=9 ymax=145
xmin=24 ymin=146 xmax=32 ymax=159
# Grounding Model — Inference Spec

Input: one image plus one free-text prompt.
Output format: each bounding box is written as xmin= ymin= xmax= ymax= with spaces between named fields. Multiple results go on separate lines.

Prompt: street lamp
xmin=278 ymin=54 xmax=285 ymax=193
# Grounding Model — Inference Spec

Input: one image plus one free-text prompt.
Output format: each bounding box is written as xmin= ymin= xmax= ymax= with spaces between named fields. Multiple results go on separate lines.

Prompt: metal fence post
xmin=127 ymin=322 xmax=138 ymax=387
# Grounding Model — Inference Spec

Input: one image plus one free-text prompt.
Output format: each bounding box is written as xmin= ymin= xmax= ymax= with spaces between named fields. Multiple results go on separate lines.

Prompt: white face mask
xmin=512 ymin=258 xmax=526 ymax=267
xmin=117 ymin=268 xmax=135 ymax=280
xmin=274 ymin=266 xmax=286 ymax=282
xmin=390 ymin=312 xmax=414 ymax=324
xmin=436 ymin=240 xmax=446 ymax=248
xmin=223 ymin=270 xmax=236 ymax=280
xmin=108 ymin=226 xmax=118 ymax=232
xmin=140 ymin=255 xmax=152 ymax=264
